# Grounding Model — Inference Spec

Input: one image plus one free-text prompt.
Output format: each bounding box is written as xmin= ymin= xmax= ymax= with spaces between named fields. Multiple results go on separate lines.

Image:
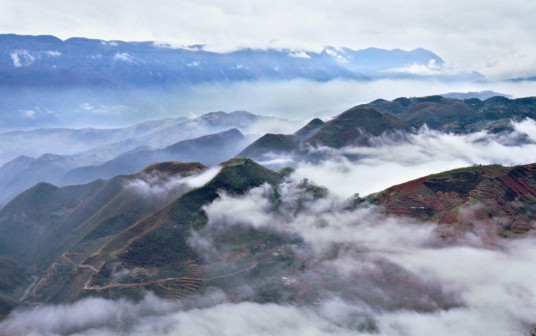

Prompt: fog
xmin=2 ymin=77 xmax=535 ymax=165
xmin=126 ymin=166 xmax=222 ymax=200
xmin=293 ymin=119 xmax=536 ymax=197
xmin=2 ymin=175 xmax=535 ymax=335
xmin=2 ymin=79 xmax=536 ymax=132
xmin=2 ymin=79 xmax=536 ymax=335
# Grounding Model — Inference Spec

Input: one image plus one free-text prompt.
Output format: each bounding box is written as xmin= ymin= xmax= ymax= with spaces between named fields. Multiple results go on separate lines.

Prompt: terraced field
xmin=372 ymin=163 xmax=536 ymax=236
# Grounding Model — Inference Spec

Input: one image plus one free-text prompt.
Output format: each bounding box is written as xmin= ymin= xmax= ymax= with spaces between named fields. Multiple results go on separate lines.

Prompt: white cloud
xmin=324 ymin=47 xmax=348 ymax=63
xmin=101 ymin=40 xmax=118 ymax=47
xmin=22 ymin=109 xmax=36 ymax=119
xmin=2 ymin=0 xmax=536 ymax=78
xmin=75 ymin=103 xmax=130 ymax=116
xmin=45 ymin=50 xmax=61 ymax=57
xmin=288 ymin=51 xmax=310 ymax=59
xmin=126 ymin=166 xmax=221 ymax=198
xmin=294 ymin=120 xmax=536 ymax=198
xmin=197 ymin=176 xmax=536 ymax=336
xmin=113 ymin=52 xmax=133 ymax=62
xmin=10 ymin=50 xmax=35 ymax=67
xmin=387 ymin=59 xmax=442 ymax=75
xmin=79 ymin=103 xmax=93 ymax=111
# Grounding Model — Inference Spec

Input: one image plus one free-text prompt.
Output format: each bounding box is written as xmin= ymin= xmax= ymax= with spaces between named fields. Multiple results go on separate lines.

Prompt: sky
xmin=1 ymin=0 xmax=536 ymax=79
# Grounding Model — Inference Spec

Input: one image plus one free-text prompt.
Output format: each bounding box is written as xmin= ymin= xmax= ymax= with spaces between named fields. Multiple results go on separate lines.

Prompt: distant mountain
xmin=239 ymin=106 xmax=407 ymax=162
xmin=0 ymin=154 xmax=78 ymax=207
xmin=370 ymin=163 xmax=536 ymax=237
xmin=0 ymin=111 xmax=282 ymax=206
xmin=238 ymin=118 xmax=325 ymax=159
xmin=0 ymin=34 xmax=470 ymax=129
xmin=440 ymin=90 xmax=511 ymax=100
xmin=0 ymin=34 xmax=450 ymax=89
xmin=364 ymin=95 xmax=536 ymax=133
xmin=0 ymin=110 xmax=281 ymax=166
xmin=62 ymin=128 xmax=248 ymax=185
xmin=303 ymin=106 xmax=406 ymax=148
xmin=239 ymin=95 xmax=536 ymax=165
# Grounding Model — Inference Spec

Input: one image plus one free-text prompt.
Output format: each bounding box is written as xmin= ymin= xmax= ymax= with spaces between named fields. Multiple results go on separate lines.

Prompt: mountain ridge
xmin=1 ymin=157 xmax=536 ymax=316
xmin=370 ymin=163 xmax=536 ymax=238
xmin=239 ymin=95 xmax=536 ymax=164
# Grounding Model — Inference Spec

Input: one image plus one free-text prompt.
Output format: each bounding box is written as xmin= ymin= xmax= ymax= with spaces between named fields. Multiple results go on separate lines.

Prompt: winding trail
xmin=84 ymin=261 xmax=258 ymax=291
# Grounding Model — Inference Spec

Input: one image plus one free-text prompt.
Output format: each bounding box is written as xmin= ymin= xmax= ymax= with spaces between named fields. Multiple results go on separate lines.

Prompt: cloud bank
xmin=293 ymin=119 xmax=536 ymax=198
xmin=2 ymin=175 xmax=535 ymax=335
xmin=126 ymin=166 xmax=221 ymax=199
xmin=4 ymin=103 xmax=536 ymax=336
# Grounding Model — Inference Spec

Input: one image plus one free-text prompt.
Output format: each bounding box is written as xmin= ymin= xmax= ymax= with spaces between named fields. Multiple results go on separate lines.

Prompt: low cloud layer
xmin=4 ymin=110 xmax=536 ymax=335
xmin=2 ymin=79 xmax=536 ymax=132
xmin=126 ymin=166 xmax=221 ymax=199
xmin=294 ymin=119 xmax=536 ymax=198
xmin=2 ymin=175 xmax=535 ymax=335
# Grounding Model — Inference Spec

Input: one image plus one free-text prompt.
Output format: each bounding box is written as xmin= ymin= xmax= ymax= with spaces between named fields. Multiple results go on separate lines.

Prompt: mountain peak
xmin=304 ymin=106 xmax=406 ymax=148
xmin=294 ymin=118 xmax=325 ymax=141
xmin=141 ymin=161 xmax=207 ymax=176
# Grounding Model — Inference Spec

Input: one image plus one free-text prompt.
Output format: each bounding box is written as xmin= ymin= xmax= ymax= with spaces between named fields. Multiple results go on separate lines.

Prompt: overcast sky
xmin=1 ymin=0 xmax=535 ymax=79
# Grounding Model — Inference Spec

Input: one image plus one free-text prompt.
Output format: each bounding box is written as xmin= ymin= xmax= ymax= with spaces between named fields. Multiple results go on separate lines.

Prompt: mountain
xmin=303 ymin=106 xmax=407 ymax=148
xmin=364 ymin=95 xmax=536 ymax=133
xmin=238 ymin=106 xmax=408 ymax=163
xmin=0 ymin=162 xmax=204 ymax=272
xmin=0 ymin=110 xmax=280 ymax=166
xmin=0 ymin=111 xmax=286 ymax=206
xmin=441 ymin=90 xmax=511 ymax=100
xmin=239 ymin=95 xmax=536 ymax=164
xmin=0 ymin=158 xmax=286 ymax=307
xmin=62 ymin=128 xmax=248 ymax=185
xmin=370 ymin=163 xmax=536 ymax=237
xmin=0 ymin=118 xmax=184 ymax=166
xmin=0 ymin=34 xmax=466 ymax=130
xmin=0 ymin=34 xmax=450 ymax=89
xmin=2 ymin=155 xmax=536 ymax=318
xmin=0 ymin=259 xmax=27 ymax=319
xmin=0 ymin=161 xmax=211 ymax=308
xmin=0 ymin=154 xmax=79 ymax=207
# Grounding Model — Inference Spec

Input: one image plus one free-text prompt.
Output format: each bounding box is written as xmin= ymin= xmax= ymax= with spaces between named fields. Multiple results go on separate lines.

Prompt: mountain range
xmin=0 ymin=34 xmax=448 ymax=88
xmin=239 ymin=95 xmax=536 ymax=164
xmin=1 ymin=93 xmax=536 ymax=321
xmin=2 ymin=94 xmax=535 ymax=207
xmin=0 ymin=34 xmax=489 ymax=130
xmin=0 ymin=111 xmax=285 ymax=206
xmin=1 ymin=157 xmax=535 ymax=318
